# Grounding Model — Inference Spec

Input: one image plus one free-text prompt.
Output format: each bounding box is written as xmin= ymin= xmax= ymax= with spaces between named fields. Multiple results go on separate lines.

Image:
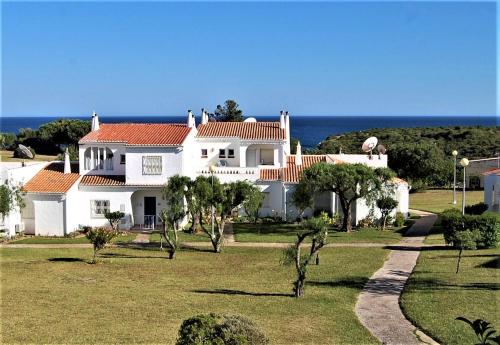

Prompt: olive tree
xmin=376 ymin=196 xmax=398 ymax=230
xmin=0 ymin=182 xmax=25 ymax=221
xmin=292 ymin=181 xmax=314 ymax=221
xmin=85 ymin=227 xmax=116 ymax=263
xmin=299 ymin=162 xmax=395 ymax=232
xmin=281 ymin=214 xmax=330 ymax=297
xmin=243 ymin=185 xmax=264 ymax=223
xmin=104 ymin=211 xmax=125 ymax=233
xmin=160 ymin=175 xmax=190 ymax=259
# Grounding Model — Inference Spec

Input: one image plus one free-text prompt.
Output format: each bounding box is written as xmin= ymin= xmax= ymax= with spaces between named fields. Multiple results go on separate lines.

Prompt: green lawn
xmin=12 ymin=233 xmax=137 ymax=244
xmin=1 ymin=246 xmax=388 ymax=344
xmin=233 ymin=222 xmax=407 ymax=243
xmin=150 ymin=230 xmax=210 ymax=243
xmin=410 ymin=189 xmax=484 ymax=214
xmin=0 ymin=150 xmax=58 ymax=162
xmin=401 ymin=248 xmax=500 ymax=344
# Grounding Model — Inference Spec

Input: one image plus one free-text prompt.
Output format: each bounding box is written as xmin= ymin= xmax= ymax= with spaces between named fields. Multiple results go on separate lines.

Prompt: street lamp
xmin=209 ymin=165 xmax=216 ymax=235
xmin=452 ymin=150 xmax=458 ymax=205
xmin=459 ymin=157 xmax=469 ymax=215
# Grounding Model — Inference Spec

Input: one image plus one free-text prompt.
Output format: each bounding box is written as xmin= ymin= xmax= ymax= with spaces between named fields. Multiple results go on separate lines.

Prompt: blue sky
xmin=1 ymin=1 xmax=496 ymax=117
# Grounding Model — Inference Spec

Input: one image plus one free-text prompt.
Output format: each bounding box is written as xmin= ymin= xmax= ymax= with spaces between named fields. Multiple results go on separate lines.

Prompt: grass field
xmin=12 ymin=233 xmax=137 ymax=244
xmin=401 ymin=248 xmax=500 ymax=344
xmin=233 ymin=222 xmax=407 ymax=243
xmin=150 ymin=230 xmax=210 ymax=243
xmin=409 ymin=189 xmax=484 ymax=214
xmin=0 ymin=150 xmax=58 ymax=162
xmin=1 ymin=246 xmax=388 ymax=344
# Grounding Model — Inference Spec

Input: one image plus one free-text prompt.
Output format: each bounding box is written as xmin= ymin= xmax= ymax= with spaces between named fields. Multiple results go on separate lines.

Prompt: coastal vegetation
xmin=308 ymin=126 xmax=499 ymax=189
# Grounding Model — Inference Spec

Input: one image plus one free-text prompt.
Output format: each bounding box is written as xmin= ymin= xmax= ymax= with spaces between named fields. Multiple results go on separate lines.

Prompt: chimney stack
xmin=279 ymin=110 xmax=285 ymax=129
xmin=91 ymin=111 xmax=100 ymax=131
xmin=296 ymin=141 xmax=302 ymax=166
xmin=64 ymin=148 xmax=71 ymax=174
xmin=285 ymin=111 xmax=290 ymax=155
xmin=187 ymin=110 xmax=195 ymax=128
xmin=201 ymin=108 xmax=209 ymax=125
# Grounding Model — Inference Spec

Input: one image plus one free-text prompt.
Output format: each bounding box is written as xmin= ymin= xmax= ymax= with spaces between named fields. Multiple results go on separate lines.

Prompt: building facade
xmin=7 ymin=110 xmax=409 ymax=237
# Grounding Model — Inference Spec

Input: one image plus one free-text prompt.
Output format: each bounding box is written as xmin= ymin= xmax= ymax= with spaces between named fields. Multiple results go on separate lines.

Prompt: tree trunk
xmin=190 ymin=213 xmax=198 ymax=233
xmin=92 ymin=245 xmax=97 ymax=264
xmin=168 ymin=250 xmax=175 ymax=259
xmin=456 ymin=248 xmax=463 ymax=274
xmin=339 ymin=198 xmax=353 ymax=232
xmin=294 ymin=274 xmax=306 ymax=297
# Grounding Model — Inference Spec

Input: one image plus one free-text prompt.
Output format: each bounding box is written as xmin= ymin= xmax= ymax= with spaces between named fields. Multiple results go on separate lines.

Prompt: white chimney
xmin=285 ymin=111 xmax=291 ymax=155
xmin=201 ymin=108 xmax=208 ymax=125
xmin=279 ymin=110 xmax=285 ymax=129
xmin=296 ymin=141 xmax=302 ymax=166
xmin=187 ymin=110 xmax=195 ymax=128
xmin=91 ymin=111 xmax=100 ymax=131
xmin=64 ymin=147 xmax=71 ymax=174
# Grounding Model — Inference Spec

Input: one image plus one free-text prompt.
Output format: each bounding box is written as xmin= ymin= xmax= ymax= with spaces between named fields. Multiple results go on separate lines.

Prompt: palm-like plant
xmin=456 ymin=317 xmax=500 ymax=345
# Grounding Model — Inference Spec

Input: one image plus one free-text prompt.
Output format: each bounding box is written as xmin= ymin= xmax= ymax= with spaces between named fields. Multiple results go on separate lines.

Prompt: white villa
xmin=1 ymin=111 xmax=409 ymax=237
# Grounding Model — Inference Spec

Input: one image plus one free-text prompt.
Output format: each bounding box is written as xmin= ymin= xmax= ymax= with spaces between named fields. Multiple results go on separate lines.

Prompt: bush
xmin=176 ymin=313 xmax=268 ymax=345
xmin=85 ymin=227 xmax=116 ymax=263
xmin=464 ymin=202 xmax=489 ymax=215
xmin=441 ymin=209 xmax=499 ymax=249
xmin=13 ymin=146 xmax=36 ymax=159
xmin=394 ymin=212 xmax=405 ymax=227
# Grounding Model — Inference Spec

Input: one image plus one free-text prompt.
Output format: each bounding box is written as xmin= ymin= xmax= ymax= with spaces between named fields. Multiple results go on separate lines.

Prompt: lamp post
xmin=452 ymin=150 xmax=458 ymax=204
xmin=209 ymin=165 xmax=215 ymax=235
xmin=459 ymin=158 xmax=469 ymax=215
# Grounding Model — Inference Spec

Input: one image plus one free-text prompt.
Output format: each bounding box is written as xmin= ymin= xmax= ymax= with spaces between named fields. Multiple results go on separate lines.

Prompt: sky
xmin=1 ymin=1 xmax=496 ymax=117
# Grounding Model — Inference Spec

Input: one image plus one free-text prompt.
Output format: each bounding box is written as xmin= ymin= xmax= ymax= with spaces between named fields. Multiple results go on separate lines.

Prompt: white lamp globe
xmin=452 ymin=150 xmax=458 ymax=156
xmin=459 ymin=158 xmax=469 ymax=167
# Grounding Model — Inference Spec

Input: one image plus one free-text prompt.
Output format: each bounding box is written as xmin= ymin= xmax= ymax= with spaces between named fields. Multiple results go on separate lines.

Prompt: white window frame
xmin=228 ymin=149 xmax=235 ymax=158
xmin=142 ymin=156 xmax=162 ymax=175
xmin=219 ymin=149 xmax=226 ymax=158
xmin=91 ymin=200 xmax=110 ymax=218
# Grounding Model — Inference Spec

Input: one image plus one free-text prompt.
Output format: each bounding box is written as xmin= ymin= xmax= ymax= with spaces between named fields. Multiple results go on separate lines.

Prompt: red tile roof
xmin=80 ymin=175 xmax=126 ymax=186
xmin=259 ymin=155 xmax=328 ymax=183
xmin=482 ymin=168 xmax=500 ymax=176
xmin=24 ymin=163 xmax=80 ymax=194
xmin=79 ymin=124 xmax=191 ymax=146
xmin=196 ymin=122 xmax=286 ymax=141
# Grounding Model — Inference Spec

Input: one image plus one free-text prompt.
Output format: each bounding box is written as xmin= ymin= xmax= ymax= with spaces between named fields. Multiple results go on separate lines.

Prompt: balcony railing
xmin=197 ymin=167 xmax=259 ymax=182
xmin=144 ymin=215 xmax=156 ymax=229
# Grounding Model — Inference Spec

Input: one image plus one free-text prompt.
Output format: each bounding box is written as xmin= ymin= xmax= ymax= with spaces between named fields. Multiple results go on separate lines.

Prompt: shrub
xmin=85 ymin=227 xmax=116 ymax=263
xmin=176 ymin=313 xmax=268 ymax=345
xmin=441 ymin=209 xmax=499 ymax=249
xmin=464 ymin=202 xmax=489 ymax=215
xmin=394 ymin=212 xmax=405 ymax=227
xmin=13 ymin=146 xmax=36 ymax=159
xmin=104 ymin=211 xmax=125 ymax=232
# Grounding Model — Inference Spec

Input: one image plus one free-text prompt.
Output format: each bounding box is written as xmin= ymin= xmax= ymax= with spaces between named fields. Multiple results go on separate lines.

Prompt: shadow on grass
xmin=477 ymin=257 xmax=500 ymax=269
xmin=99 ymin=252 xmax=167 ymax=260
xmin=48 ymin=257 xmax=85 ymax=262
xmin=192 ymin=289 xmax=293 ymax=298
xmin=407 ymin=278 xmax=499 ymax=291
xmin=309 ymin=277 xmax=368 ymax=290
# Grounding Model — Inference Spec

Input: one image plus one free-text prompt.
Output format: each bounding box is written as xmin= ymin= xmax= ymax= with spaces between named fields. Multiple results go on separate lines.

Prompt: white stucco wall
xmin=195 ymin=138 xmax=241 ymax=169
xmin=484 ymin=175 xmax=500 ymax=212
xmin=125 ymin=146 xmax=183 ymax=185
xmin=329 ymin=154 xmax=388 ymax=168
xmin=31 ymin=194 xmax=65 ymax=236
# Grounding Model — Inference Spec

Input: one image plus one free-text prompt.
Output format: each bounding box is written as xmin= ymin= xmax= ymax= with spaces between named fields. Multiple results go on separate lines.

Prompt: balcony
xmin=196 ymin=167 xmax=259 ymax=183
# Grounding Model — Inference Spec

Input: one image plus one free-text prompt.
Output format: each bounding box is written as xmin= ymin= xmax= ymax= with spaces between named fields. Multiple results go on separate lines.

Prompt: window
xmin=142 ymin=156 xmax=162 ymax=175
xmin=120 ymin=154 xmax=126 ymax=164
xmin=228 ymin=149 xmax=235 ymax=158
xmin=91 ymin=200 xmax=110 ymax=217
xmin=201 ymin=149 xmax=208 ymax=158
xmin=219 ymin=149 xmax=226 ymax=158
xmin=260 ymin=149 xmax=274 ymax=165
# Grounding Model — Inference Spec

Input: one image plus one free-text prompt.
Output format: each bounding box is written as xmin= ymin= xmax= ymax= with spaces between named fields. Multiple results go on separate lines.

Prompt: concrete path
xmin=355 ymin=210 xmax=439 ymax=345
xmin=132 ymin=233 xmax=150 ymax=244
xmin=224 ymin=223 xmax=235 ymax=243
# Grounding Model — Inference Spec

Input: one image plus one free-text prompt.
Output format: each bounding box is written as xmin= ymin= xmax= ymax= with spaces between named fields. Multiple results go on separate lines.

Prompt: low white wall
xmin=32 ymin=194 xmax=65 ymax=236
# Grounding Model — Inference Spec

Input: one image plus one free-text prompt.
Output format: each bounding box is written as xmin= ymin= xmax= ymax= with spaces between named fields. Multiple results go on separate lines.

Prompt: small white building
xmin=16 ymin=110 xmax=410 ymax=236
xmin=483 ymin=169 xmax=500 ymax=212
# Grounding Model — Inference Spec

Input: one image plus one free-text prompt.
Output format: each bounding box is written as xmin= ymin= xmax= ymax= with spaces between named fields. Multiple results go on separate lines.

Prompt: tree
xmin=299 ymin=162 xmax=395 ymax=232
xmin=0 ymin=133 xmax=17 ymax=150
xmin=454 ymin=229 xmax=480 ymax=274
xmin=0 ymin=183 xmax=25 ymax=221
xmin=376 ymin=196 xmax=398 ymax=230
xmin=243 ymin=185 xmax=264 ymax=223
xmin=38 ymin=119 xmax=91 ymax=148
xmin=104 ymin=211 xmax=125 ymax=233
xmin=213 ymin=100 xmax=244 ymax=122
xmin=85 ymin=227 xmax=116 ymax=263
xmin=292 ymin=181 xmax=314 ymax=221
xmin=281 ymin=214 xmax=330 ymax=297
xmin=160 ymin=175 xmax=190 ymax=259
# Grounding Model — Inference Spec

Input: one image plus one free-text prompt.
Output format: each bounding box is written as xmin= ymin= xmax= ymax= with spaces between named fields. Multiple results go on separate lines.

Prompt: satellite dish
xmin=243 ymin=117 xmax=257 ymax=123
xmin=361 ymin=137 xmax=378 ymax=159
xmin=18 ymin=144 xmax=34 ymax=159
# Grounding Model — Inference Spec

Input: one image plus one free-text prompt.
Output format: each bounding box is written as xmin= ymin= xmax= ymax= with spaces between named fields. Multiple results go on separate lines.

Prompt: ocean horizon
xmin=1 ymin=115 xmax=497 ymax=149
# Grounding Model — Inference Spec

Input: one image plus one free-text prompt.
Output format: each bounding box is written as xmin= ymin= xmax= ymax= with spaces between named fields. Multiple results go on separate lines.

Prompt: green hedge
xmin=441 ymin=209 xmax=499 ymax=249
xmin=464 ymin=202 xmax=489 ymax=215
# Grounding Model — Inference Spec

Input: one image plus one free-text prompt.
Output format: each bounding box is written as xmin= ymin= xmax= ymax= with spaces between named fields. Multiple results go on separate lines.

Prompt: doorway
xmin=144 ymin=197 xmax=156 ymax=229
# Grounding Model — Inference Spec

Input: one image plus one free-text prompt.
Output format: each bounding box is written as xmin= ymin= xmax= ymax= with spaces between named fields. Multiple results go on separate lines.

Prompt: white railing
xmin=144 ymin=215 xmax=156 ymax=229
xmin=197 ymin=167 xmax=259 ymax=182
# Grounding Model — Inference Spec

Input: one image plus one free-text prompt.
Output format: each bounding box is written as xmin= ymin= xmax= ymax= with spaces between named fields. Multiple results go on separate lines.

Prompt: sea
xmin=1 ymin=115 xmax=497 ymax=149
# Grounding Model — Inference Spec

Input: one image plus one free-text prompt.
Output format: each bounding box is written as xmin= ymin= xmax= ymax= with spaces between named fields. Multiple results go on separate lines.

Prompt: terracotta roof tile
xmin=482 ymin=168 xmax=500 ymax=176
xmin=80 ymin=175 xmax=126 ymax=186
xmin=259 ymin=155 xmax=327 ymax=183
xmin=197 ymin=122 xmax=286 ymax=141
xmin=79 ymin=123 xmax=191 ymax=146
xmin=24 ymin=163 xmax=80 ymax=193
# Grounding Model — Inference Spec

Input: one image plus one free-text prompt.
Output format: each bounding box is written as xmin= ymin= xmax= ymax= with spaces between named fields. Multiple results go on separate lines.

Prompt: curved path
xmin=355 ymin=210 xmax=439 ymax=345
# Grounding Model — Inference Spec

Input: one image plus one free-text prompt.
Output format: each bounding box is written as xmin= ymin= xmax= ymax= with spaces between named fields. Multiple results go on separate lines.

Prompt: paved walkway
xmin=224 ymin=223 xmax=235 ymax=243
xmin=132 ymin=233 xmax=150 ymax=244
xmin=355 ymin=210 xmax=439 ymax=345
